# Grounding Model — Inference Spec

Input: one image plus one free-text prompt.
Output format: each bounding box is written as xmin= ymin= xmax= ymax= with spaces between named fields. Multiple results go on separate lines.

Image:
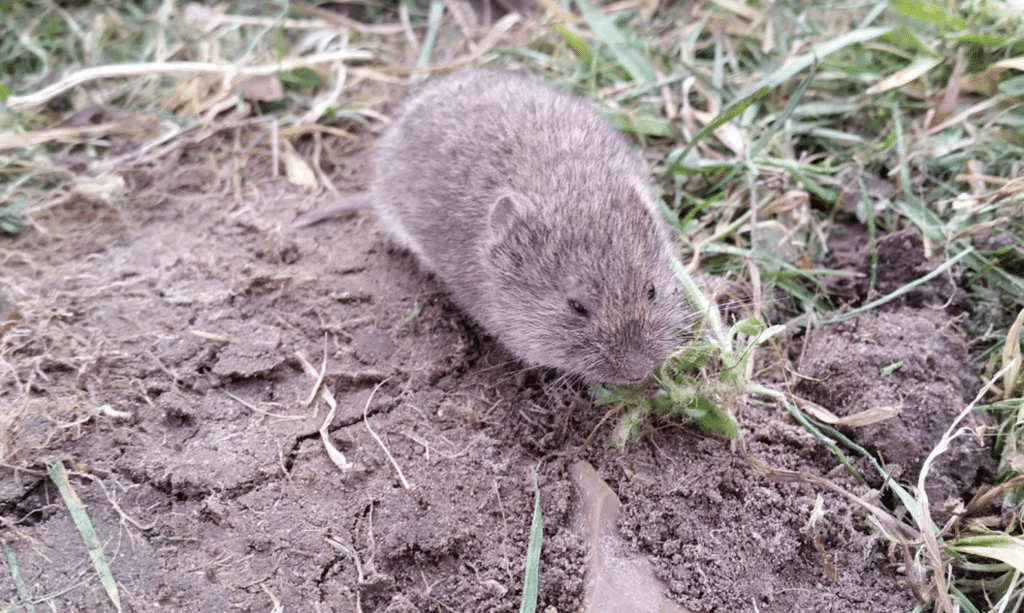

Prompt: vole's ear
xmin=487 ymin=190 xmax=538 ymax=242
xmin=485 ymin=191 xmax=543 ymax=266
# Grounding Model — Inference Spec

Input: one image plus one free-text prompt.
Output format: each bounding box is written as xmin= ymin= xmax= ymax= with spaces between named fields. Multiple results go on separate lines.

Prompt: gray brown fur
xmin=299 ymin=69 xmax=688 ymax=384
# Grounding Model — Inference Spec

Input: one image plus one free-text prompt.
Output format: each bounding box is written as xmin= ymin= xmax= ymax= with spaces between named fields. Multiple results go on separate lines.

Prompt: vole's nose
xmin=601 ymin=352 xmax=656 ymax=385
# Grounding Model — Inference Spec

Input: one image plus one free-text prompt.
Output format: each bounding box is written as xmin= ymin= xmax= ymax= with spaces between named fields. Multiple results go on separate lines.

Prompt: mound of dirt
xmin=0 ymin=158 xmax=985 ymax=611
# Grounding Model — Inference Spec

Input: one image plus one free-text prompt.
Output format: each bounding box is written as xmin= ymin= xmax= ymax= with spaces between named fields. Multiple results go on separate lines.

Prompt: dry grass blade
xmin=0 ymin=123 xmax=141 ymax=151
xmin=317 ymin=385 xmax=353 ymax=473
xmin=1001 ymin=308 xmax=1024 ymax=400
xmin=325 ymin=536 xmax=366 ymax=613
xmin=916 ymin=362 xmax=1015 ymax=612
xmin=260 ymin=582 xmax=284 ymax=613
xmin=797 ymin=400 xmax=902 ymax=428
xmin=965 ymin=475 xmax=1024 ymax=517
xmin=223 ymin=390 xmax=306 ymax=421
xmin=6 ymin=53 xmax=373 ymax=111
xmin=46 ymin=462 xmax=121 ymax=613
xmin=865 ymin=56 xmax=943 ymax=96
xmin=295 ymin=348 xmax=328 ymax=410
xmin=362 ymin=378 xmax=410 ymax=489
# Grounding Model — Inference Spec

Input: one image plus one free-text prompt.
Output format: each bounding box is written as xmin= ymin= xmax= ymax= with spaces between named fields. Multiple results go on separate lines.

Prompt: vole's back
xmin=366 ymin=69 xmax=687 ymax=384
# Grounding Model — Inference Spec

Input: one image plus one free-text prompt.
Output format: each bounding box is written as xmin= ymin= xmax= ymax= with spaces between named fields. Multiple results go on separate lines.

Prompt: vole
xmin=296 ymin=69 xmax=688 ymax=384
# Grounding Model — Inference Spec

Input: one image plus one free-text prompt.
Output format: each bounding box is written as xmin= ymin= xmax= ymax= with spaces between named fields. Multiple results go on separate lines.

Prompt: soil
xmin=0 ymin=136 xmax=992 ymax=612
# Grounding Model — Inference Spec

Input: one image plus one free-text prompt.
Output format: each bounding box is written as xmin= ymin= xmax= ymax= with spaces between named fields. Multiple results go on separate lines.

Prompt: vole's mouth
xmin=604 ymin=375 xmax=649 ymax=386
xmin=596 ymin=355 xmax=656 ymax=386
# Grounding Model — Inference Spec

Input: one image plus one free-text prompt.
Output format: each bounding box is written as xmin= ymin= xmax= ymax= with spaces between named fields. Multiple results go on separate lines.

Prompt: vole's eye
xmin=646 ymin=282 xmax=656 ymax=302
xmin=568 ymin=299 xmax=589 ymax=317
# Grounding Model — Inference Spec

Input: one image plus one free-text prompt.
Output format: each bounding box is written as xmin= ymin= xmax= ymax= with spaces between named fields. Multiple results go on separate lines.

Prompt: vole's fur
xmin=297 ymin=69 xmax=689 ymax=384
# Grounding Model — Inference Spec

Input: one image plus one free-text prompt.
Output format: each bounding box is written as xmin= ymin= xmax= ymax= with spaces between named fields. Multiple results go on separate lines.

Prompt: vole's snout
xmin=593 ymin=312 xmax=683 ymax=384
xmin=604 ymin=359 xmax=654 ymax=385
xmin=597 ymin=335 xmax=662 ymax=385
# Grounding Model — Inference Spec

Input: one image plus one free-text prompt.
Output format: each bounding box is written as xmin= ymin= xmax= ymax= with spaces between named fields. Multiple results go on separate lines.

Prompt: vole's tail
xmin=292 ymin=194 xmax=373 ymax=227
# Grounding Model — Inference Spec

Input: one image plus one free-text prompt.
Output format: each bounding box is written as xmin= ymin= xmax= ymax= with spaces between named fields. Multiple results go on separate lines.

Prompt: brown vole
xmin=297 ymin=69 xmax=688 ymax=384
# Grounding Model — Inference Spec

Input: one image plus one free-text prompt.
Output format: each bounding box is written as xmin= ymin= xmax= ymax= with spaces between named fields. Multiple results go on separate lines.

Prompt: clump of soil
xmin=797 ymin=308 xmax=991 ymax=505
xmin=0 ymin=146 xmax=987 ymax=611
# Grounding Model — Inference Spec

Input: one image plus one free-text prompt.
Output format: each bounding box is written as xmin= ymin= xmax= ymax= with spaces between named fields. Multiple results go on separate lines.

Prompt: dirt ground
xmin=0 ymin=133 xmax=992 ymax=612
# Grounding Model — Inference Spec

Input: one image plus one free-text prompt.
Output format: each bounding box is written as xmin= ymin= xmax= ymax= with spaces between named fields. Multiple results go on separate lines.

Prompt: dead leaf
xmin=573 ymin=461 xmax=694 ymax=613
xmin=281 ymin=139 xmax=318 ymax=189
xmin=241 ymin=75 xmax=284 ymax=102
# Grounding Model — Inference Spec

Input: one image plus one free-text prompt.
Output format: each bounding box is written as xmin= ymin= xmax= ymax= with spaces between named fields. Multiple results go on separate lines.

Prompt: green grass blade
xmin=2 ymin=538 xmax=36 ymax=612
xmin=554 ymin=24 xmax=594 ymax=66
xmin=820 ymin=248 xmax=974 ymax=326
xmin=413 ymin=0 xmax=445 ymax=81
xmin=684 ymin=396 xmax=739 ymax=438
xmin=698 ymin=65 xmax=816 ymax=192
xmin=750 ymin=67 xmax=817 ymax=159
xmin=953 ymin=535 xmax=1024 ymax=575
xmin=672 ymin=86 xmax=769 ymax=169
xmin=519 ymin=467 xmax=543 ymax=613
xmin=892 ymin=196 xmax=1024 ymax=296
xmin=575 ymin=0 xmax=656 ymax=86
xmin=771 ymin=392 xmax=866 ymax=484
xmin=891 ymin=0 xmax=967 ymax=31
xmin=47 ymin=462 xmax=122 ymax=613
xmin=601 ymin=109 xmax=672 ymax=137
xmin=948 ymin=584 xmax=982 ymax=613
xmin=755 ymin=27 xmax=892 ymax=91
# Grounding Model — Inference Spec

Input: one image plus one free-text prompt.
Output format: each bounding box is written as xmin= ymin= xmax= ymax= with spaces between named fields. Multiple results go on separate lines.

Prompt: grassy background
xmin=1 ymin=1 xmax=1023 ymax=611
